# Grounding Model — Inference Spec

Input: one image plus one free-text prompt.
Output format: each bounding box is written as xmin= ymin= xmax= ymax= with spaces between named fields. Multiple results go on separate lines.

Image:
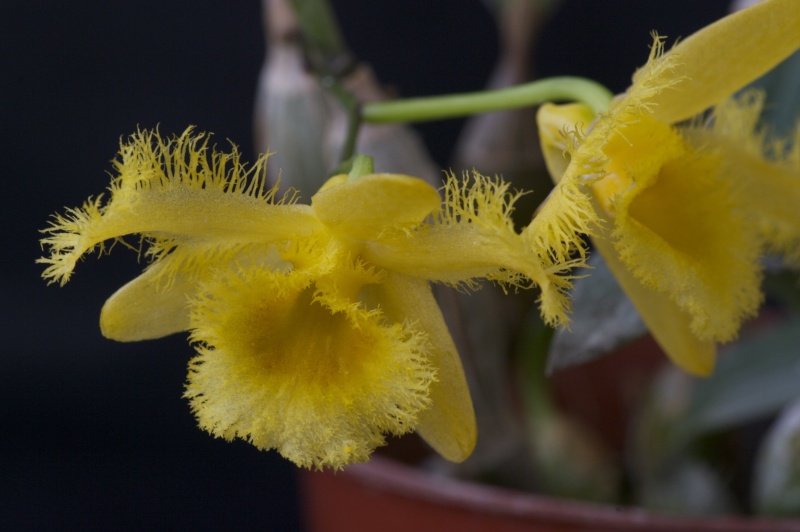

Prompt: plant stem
xmin=347 ymin=154 xmax=374 ymax=180
xmin=322 ymin=79 xmax=361 ymax=162
xmin=287 ymin=0 xmax=360 ymax=163
xmin=287 ymin=0 xmax=353 ymax=76
xmin=363 ymin=77 xmax=613 ymax=124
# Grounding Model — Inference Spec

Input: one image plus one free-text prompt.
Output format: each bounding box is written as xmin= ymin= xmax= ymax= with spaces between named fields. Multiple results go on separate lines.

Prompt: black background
xmin=2 ymin=1 xmax=728 ymax=529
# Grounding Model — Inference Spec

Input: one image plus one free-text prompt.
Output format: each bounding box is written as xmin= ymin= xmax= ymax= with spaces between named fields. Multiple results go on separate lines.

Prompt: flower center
xmin=591 ymin=113 xmax=686 ymax=218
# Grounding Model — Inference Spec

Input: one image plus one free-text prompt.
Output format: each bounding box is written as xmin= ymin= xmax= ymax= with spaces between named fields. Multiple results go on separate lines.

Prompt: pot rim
xmin=324 ymin=455 xmax=800 ymax=532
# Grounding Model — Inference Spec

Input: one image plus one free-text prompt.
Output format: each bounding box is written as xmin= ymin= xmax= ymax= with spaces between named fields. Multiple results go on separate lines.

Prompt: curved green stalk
xmin=348 ymin=154 xmax=374 ymax=180
xmin=517 ymin=311 xmax=557 ymax=421
xmin=363 ymin=77 xmax=613 ymax=124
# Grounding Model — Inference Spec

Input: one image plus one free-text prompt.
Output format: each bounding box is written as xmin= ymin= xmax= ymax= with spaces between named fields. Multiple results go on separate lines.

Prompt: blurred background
xmin=2 ymin=1 xmax=728 ymax=529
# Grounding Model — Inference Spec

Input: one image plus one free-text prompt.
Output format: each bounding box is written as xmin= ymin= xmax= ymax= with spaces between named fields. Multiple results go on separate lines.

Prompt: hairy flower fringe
xmin=185 ymin=267 xmax=436 ymax=470
xmin=446 ymin=172 xmax=545 ymax=288
xmin=419 ymin=171 xmax=529 ymax=290
xmin=629 ymin=34 xmax=686 ymax=115
xmin=438 ymin=170 xmax=523 ymax=231
xmin=689 ymin=91 xmax=800 ymax=263
xmin=39 ymin=128 xmax=294 ymax=286
xmin=522 ymin=176 xmax=596 ymax=326
xmin=39 ymin=196 xmax=110 ymax=285
xmin=436 ymin=171 xmax=590 ymax=326
xmin=112 ymin=127 xmax=284 ymax=201
xmin=523 ymin=177 xmax=595 ymax=267
xmin=563 ymin=35 xmax=686 ymax=189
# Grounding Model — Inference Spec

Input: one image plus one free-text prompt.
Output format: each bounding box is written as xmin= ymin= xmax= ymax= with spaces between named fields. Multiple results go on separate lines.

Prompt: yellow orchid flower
xmin=536 ymin=0 xmax=800 ymax=376
xmin=39 ymin=128 xmax=588 ymax=470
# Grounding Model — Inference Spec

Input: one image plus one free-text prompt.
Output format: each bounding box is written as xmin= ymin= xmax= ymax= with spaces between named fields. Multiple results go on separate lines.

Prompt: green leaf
xmin=547 ymin=252 xmax=646 ymax=373
xmin=677 ymin=317 xmax=800 ymax=443
xmin=748 ymin=50 xmax=800 ymax=140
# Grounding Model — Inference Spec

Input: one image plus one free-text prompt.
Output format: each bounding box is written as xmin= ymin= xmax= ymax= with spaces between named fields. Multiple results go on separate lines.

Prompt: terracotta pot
xmin=301 ymin=455 xmax=800 ymax=532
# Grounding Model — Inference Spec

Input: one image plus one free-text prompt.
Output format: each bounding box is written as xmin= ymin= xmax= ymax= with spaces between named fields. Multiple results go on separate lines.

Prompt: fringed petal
xmin=369 ymin=273 xmax=476 ymax=462
xmin=365 ymin=224 xmax=534 ymax=287
xmin=39 ymin=128 xmax=321 ymax=285
xmin=364 ymin=172 xmax=585 ymax=326
xmin=185 ymin=266 xmax=435 ymax=470
xmin=523 ymin=168 xmax=597 ymax=325
xmin=364 ymin=172 xmax=539 ymax=285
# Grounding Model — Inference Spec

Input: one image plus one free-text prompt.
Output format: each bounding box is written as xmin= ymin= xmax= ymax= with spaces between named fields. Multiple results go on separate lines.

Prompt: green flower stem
xmin=348 ymin=154 xmax=374 ymax=180
xmin=517 ymin=312 xmax=557 ymax=421
xmin=363 ymin=77 xmax=613 ymax=124
xmin=322 ymin=79 xmax=361 ymax=162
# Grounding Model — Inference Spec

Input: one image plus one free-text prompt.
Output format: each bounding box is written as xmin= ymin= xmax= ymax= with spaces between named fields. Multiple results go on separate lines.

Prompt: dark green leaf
xmin=547 ymin=252 xmax=646 ymax=373
xmin=678 ymin=317 xmax=800 ymax=442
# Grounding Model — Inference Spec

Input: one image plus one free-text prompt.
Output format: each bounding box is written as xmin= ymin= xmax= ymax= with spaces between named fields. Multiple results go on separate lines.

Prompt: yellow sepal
xmin=592 ymin=237 xmax=716 ymax=376
xmin=311 ymin=173 xmax=441 ymax=242
xmin=100 ymin=260 xmax=193 ymax=341
xmin=370 ymin=273 xmax=476 ymax=462
xmin=645 ymin=0 xmax=800 ymax=124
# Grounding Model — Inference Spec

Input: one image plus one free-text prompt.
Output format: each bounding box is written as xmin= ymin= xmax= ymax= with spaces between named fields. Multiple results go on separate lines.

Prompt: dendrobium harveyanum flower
xmin=39 ymin=128 xmax=589 ymax=469
xmin=537 ymin=0 xmax=800 ymax=376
